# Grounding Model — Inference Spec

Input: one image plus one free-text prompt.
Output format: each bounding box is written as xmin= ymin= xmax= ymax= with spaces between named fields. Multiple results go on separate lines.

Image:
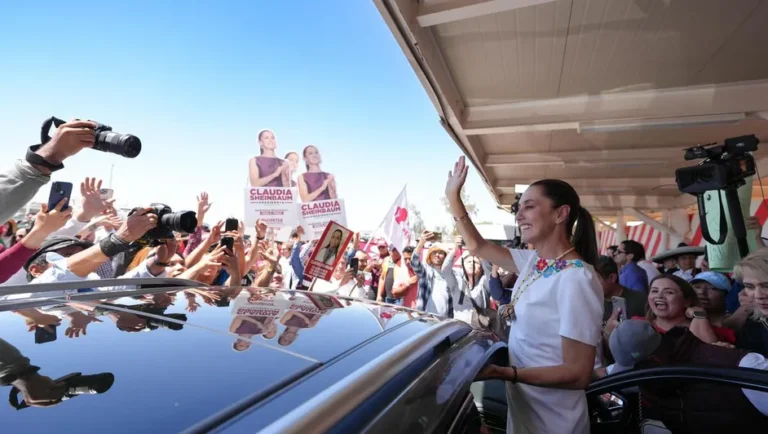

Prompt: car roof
xmin=0 ymin=283 xmax=447 ymax=433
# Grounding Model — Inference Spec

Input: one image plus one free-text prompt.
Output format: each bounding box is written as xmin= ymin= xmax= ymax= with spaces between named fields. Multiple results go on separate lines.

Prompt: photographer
xmin=5 ymin=209 xmax=169 ymax=301
xmin=0 ymin=120 xmax=96 ymax=223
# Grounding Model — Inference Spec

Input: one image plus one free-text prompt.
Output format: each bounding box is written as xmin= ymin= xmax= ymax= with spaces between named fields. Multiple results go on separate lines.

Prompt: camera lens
xmin=159 ymin=210 xmax=197 ymax=234
xmin=93 ymin=131 xmax=142 ymax=159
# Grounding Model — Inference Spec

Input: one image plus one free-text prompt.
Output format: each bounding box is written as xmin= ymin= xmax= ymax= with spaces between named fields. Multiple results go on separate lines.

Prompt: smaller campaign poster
xmin=243 ymin=187 xmax=299 ymax=227
xmin=304 ymin=220 xmax=353 ymax=281
xmin=299 ymin=198 xmax=347 ymax=240
xmin=304 ymin=292 xmax=344 ymax=312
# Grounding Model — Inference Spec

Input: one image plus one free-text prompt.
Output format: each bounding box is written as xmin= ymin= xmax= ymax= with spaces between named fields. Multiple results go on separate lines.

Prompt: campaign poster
xmin=248 ymin=129 xmax=299 ymax=189
xmin=304 ymin=220 xmax=353 ymax=281
xmin=297 ymin=145 xmax=337 ymax=203
xmin=299 ymin=198 xmax=347 ymax=240
xmin=243 ymin=187 xmax=298 ymax=227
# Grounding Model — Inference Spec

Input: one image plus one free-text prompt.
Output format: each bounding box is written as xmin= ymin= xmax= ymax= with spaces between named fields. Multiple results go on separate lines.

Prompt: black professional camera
xmin=675 ymin=135 xmax=759 ymax=195
xmin=9 ymin=372 xmax=115 ymax=410
xmin=41 ymin=117 xmax=141 ymax=158
xmin=129 ymin=203 xmax=197 ymax=246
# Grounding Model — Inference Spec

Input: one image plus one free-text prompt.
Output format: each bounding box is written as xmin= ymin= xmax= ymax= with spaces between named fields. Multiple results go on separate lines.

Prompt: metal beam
xmin=495 ymin=178 xmax=677 ymax=192
xmin=464 ymin=79 xmax=768 ymax=125
xmin=486 ymin=147 xmax=685 ymax=166
xmin=500 ymin=194 xmax=678 ymax=210
xmin=623 ymin=207 xmax=686 ymax=239
xmin=416 ymin=0 xmax=556 ymax=27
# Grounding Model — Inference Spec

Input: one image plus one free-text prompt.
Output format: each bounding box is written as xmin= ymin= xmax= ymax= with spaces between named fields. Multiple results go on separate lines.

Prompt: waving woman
xmin=447 ymin=156 xmax=603 ymax=434
xmin=298 ymin=145 xmax=337 ymax=202
xmin=248 ymin=129 xmax=289 ymax=187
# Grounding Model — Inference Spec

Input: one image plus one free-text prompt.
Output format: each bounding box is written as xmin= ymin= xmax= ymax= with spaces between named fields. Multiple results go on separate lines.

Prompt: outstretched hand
xmin=446 ymin=156 xmax=469 ymax=198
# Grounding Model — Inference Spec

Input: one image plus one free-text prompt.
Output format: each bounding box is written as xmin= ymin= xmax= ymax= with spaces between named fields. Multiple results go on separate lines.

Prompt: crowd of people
xmin=3 ymin=120 xmax=768 ymax=430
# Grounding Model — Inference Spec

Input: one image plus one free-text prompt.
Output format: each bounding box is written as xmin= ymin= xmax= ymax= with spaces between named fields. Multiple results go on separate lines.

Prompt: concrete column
xmin=668 ymin=208 xmax=690 ymax=247
xmin=616 ymin=212 xmax=626 ymax=243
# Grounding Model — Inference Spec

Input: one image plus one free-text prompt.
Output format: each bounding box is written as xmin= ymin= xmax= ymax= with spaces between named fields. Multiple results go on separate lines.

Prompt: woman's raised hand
xmin=446 ymin=156 xmax=468 ymax=199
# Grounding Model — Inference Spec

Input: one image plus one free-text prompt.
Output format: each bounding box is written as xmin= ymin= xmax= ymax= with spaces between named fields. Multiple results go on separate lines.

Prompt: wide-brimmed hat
xmin=651 ymin=243 xmax=705 ymax=264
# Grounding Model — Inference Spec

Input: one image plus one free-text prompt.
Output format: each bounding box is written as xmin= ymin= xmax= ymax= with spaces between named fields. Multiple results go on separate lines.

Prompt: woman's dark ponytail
xmin=530 ymin=179 xmax=599 ymax=266
xmin=572 ymin=206 xmax=599 ymax=266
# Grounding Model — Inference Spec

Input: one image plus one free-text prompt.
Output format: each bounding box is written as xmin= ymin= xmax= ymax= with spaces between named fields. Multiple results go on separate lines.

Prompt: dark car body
xmin=0 ymin=282 xmax=506 ymax=433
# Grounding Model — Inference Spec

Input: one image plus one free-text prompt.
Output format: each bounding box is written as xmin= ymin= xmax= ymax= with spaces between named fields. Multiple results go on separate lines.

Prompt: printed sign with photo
xmin=304 ymin=220 xmax=353 ymax=281
xmin=304 ymin=292 xmax=345 ymax=312
xmin=300 ymin=198 xmax=347 ymax=240
xmin=243 ymin=187 xmax=298 ymax=227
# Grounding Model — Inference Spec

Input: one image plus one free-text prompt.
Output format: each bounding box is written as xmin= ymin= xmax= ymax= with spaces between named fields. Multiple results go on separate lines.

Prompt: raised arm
xmin=445 ymin=156 xmax=517 ymax=273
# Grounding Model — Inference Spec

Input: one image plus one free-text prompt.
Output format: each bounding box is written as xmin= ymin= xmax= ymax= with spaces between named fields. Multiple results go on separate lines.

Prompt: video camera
xmin=41 ymin=116 xmax=141 ymax=158
xmin=676 ymin=135 xmax=759 ymax=195
xmin=675 ymin=134 xmax=760 ymax=258
xmin=129 ymin=203 xmax=197 ymax=247
xmin=9 ymin=372 xmax=115 ymax=410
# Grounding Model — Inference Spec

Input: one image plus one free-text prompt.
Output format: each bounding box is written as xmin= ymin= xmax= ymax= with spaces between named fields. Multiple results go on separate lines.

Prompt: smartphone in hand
xmin=612 ymin=296 xmax=627 ymax=322
xmin=225 ymin=218 xmax=238 ymax=233
xmin=48 ymin=181 xmax=73 ymax=211
xmin=349 ymin=257 xmax=360 ymax=275
xmin=99 ymin=188 xmax=114 ymax=200
xmin=34 ymin=325 xmax=58 ymax=344
xmin=220 ymin=237 xmax=234 ymax=253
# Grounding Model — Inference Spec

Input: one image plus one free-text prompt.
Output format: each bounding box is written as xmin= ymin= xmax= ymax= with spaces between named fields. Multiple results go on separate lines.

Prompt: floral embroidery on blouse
xmin=533 ymin=258 xmax=584 ymax=279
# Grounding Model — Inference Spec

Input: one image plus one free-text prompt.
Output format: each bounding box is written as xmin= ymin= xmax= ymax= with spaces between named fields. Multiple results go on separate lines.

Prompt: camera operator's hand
xmin=75 ymin=177 xmax=108 ymax=222
xmin=12 ymin=374 xmax=66 ymax=408
xmin=34 ymin=119 xmax=97 ymax=173
xmin=116 ymin=207 xmax=157 ymax=243
xmin=22 ymin=201 xmax=72 ymax=249
xmin=148 ymin=239 xmax=177 ymax=277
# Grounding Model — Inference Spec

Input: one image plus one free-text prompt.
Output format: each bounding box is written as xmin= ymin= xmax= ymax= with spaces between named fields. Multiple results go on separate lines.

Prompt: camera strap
xmin=697 ymin=192 xmax=728 ymax=245
xmin=40 ymin=116 xmax=67 ymax=145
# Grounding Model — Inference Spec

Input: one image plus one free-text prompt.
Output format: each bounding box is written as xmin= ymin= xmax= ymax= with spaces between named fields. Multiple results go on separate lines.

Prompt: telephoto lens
xmin=92 ymin=126 xmax=142 ymax=158
xmin=160 ymin=210 xmax=198 ymax=233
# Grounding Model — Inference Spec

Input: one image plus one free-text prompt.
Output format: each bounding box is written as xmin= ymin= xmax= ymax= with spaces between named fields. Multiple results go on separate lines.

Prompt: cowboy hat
xmin=651 ymin=243 xmax=705 ymax=264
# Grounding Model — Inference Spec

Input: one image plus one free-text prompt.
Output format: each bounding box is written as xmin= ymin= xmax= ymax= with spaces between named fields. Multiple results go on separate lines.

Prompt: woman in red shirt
xmin=636 ymin=274 xmax=735 ymax=344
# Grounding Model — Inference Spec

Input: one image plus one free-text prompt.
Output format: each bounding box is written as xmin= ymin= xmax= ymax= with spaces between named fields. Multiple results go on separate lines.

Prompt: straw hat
xmin=650 ymin=242 xmax=705 ymax=264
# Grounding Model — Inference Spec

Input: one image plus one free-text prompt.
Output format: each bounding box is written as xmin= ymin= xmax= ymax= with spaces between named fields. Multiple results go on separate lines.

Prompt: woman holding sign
xmin=248 ymin=129 xmax=289 ymax=187
xmin=298 ymin=145 xmax=337 ymax=202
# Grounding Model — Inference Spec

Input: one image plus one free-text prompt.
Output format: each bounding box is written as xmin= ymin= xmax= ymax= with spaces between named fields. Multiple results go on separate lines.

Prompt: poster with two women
xmin=244 ymin=129 xmax=347 ymax=240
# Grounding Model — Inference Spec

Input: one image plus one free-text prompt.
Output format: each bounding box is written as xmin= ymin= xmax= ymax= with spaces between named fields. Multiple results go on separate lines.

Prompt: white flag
xmin=380 ymin=186 xmax=411 ymax=252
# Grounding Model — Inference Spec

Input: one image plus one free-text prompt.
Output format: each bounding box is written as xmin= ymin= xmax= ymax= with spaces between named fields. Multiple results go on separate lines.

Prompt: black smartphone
xmin=349 ymin=257 xmax=359 ymax=274
xmin=47 ymin=181 xmax=73 ymax=211
xmin=34 ymin=325 xmax=58 ymax=344
xmin=220 ymin=236 xmax=234 ymax=253
xmin=225 ymin=218 xmax=238 ymax=233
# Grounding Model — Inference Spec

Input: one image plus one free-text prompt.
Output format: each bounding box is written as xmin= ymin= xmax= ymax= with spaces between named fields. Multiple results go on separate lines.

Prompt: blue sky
xmin=0 ymin=0 xmax=514 ymax=231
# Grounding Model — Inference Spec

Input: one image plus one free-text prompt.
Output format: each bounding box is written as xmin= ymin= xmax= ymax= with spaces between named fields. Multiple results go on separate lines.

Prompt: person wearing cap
xmin=0 ymin=204 xmax=72 ymax=285
xmin=596 ymin=319 xmax=661 ymax=378
xmin=690 ymin=271 xmax=732 ymax=328
xmin=4 ymin=209 xmax=170 ymax=301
